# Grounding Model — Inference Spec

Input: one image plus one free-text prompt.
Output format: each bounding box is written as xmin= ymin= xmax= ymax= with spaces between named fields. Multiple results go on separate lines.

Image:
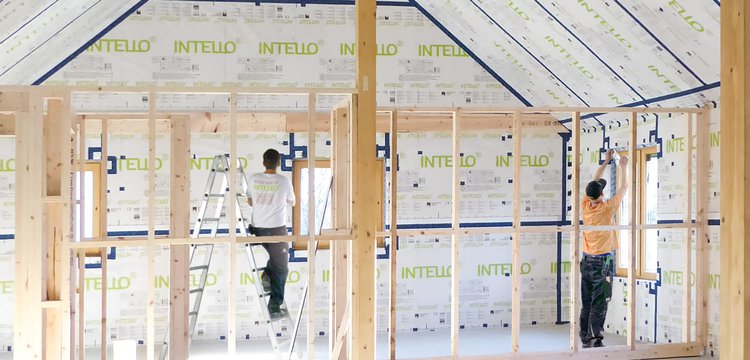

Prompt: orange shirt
xmin=581 ymin=193 xmax=623 ymax=255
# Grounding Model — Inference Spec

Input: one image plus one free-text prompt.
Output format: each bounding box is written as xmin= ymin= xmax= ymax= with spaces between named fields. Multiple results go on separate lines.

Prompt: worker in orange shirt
xmin=580 ymin=149 xmax=628 ymax=348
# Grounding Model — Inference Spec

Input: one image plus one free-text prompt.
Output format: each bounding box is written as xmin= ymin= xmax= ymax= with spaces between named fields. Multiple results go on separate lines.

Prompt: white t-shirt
xmin=247 ymin=172 xmax=295 ymax=228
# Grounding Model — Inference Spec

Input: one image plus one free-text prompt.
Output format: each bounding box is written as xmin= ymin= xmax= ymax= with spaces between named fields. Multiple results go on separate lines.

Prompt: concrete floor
xmin=0 ymin=325 xmax=713 ymax=359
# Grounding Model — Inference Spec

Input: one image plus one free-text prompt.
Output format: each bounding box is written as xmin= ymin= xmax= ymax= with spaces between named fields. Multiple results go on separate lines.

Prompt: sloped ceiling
xmin=0 ymin=0 xmax=146 ymax=84
xmin=413 ymin=0 xmax=720 ymax=126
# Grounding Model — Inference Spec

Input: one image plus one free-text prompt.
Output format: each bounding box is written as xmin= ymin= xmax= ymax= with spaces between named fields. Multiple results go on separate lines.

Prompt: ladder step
xmin=252 ymin=267 xmax=267 ymax=273
xmin=189 ymin=288 xmax=204 ymax=294
xmin=189 ymin=311 xmax=199 ymax=317
xmin=190 ymin=265 xmax=209 ymax=271
xmin=200 ymin=218 xmax=220 ymax=222
xmin=206 ymin=193 xmax=246 ymax=198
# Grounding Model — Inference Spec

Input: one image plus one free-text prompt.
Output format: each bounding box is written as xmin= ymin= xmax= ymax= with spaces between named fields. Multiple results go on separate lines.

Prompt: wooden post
xmin=627 ymin=112 xmax=637 ymax=350
xmin=307 ymin=93 xmax=317 ymax=359
xmin=511 ymin=111 xmax=521 ymax=352
xmin=99 ymin=118 xmax=108 ymax=360
xmin=450 ymin=111 xmax=460 ymax=358
xmin=569 ymin=112 xmax=581 ymax=352
xmin=695 ymin=108 xmax=709 ymax=347
xmin=169 ymin=114 xmax=191 ymax=360
xmin=228 ymin=93 xmax=238 ymax=356
xmin=351 ymin=0 xmax=378 ymax=358
xmin=77 ymin=249 xmax=85 ymax=360
xmin=146 ymin=91 xmax=156 ymax=360
xmin=720 ymin=1 xmax=750 ymax=355
xmin=14 ymin=94 xmax=45 ymax=359
xmin=57 ymin=93 xmax=74 ymax=360
xmin=683 ymin=113 xmax=693 ymax=342
xmin=388 ymin=111 xmax=398 ymax=360
xmin=330 ymin=105 xmax=350 ymax=360
xmin=44 ymin=98 xmax=66 ymax=360
xmin=77 ymin=114 xmax=86 ymax=360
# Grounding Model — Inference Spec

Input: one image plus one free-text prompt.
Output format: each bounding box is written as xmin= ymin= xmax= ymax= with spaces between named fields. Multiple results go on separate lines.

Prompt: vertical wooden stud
xmin=228 ymin=92 xmax=238 ymax=356
xmin=330 ymin=105 xmax=350 ymax=360
xmin=169 ymin=114 xmax=191 ymax=360
xmin=99 ymin=118 xmax=108 ymax=360
xmin=146 ymin=91 xmax=156 ymax=360
xmin=570 ymin=112 xmax=581 ymax=352
xmin=388 ymin=111 xmax=398 ymax=360
xmin=352 ymin=0 xmax=378 ymax=357
xmin=511 ymin=111 xmax=521 ymax=352
xmin=307 ymin=93 xmax=317 ymax=360
xmin=450 ymin=111 xmax=460 ymax=358
xmin=695 ymin=108 xmax=709 ymax=347
xmin=77 ymin=113 xmax=86 ymax=360
xmin=14 ymin=94 xmax=44 ymax=360
xmin=627 ymin=112 xmax=637 ymax=350
xmin=683 ymin=113 xmax=693 ymax=342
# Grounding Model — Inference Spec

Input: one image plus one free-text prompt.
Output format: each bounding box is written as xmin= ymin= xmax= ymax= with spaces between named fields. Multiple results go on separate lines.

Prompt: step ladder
xmin=158 ymin=155 xmax=299 ymax=360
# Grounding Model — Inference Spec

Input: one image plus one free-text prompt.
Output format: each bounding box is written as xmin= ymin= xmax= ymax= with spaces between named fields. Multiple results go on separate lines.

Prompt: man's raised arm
xmin=593 ymin=149 xmax=614 ymax=181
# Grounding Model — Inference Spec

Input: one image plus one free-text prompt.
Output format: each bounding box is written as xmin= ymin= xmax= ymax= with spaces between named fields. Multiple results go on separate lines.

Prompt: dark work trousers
xmin=254 ymin=226 xmax=289 ymax=308
xmin=579 ymin=253 xmax=613 ymax=343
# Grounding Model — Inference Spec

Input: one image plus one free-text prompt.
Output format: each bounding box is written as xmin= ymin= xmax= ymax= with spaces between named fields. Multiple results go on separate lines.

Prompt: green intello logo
xmin=496 ymin=154 xmax=550 ymax=167
xmin=340 ymin=43 xmax=398 ymax=56
xmin=0 ymin=158 xmax=14 ymax=172
xmin=174 ymin=40 xmax=236 ymax=54
xmin=545 ymin=36 xmax=594 ymax=80
xmin=88 ymin=39 xmax=151 ymax=53
xmin=259 ymin=42 xmax=319 ymax=55
xmin=417 ymin=44 xmax=469 ymax=57
xmin=667 ymin=0 xmax=705 ymax=32
xmin=477 ymin=263 xmax=532 ymax=276
xmin=577 ymin=1 xmax=632 ymax=49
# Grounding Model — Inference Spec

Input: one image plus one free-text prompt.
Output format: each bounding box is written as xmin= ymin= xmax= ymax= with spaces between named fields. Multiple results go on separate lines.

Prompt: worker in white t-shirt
xmin=246 ymin=148 xmax=295 ymax=319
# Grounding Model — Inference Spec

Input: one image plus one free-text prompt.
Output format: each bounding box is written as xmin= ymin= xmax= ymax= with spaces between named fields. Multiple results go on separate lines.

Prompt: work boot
xmin=261 ymin=270 xmax=271 ymax=293
xmin=592 ymin=339 xmax=604 ymax=348
xmin=581 ymin=338 xmax=593 ymax=349
xmin=268 ymin=302 xmax=287 ymax=320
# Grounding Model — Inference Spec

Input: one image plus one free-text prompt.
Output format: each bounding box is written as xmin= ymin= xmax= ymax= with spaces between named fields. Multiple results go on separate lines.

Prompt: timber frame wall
xmin=0 ymin=86 xmax=710 ymax=360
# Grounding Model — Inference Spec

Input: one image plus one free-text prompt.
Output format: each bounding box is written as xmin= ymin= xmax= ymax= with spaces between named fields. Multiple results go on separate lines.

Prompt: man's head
xmin=263 ymin=149 xmax=281 ymax=170
xmin=585 ymin=179 xmax=607 ymax=200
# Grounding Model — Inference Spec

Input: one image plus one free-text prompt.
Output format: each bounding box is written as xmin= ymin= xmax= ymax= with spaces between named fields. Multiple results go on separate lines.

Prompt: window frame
xmin=614 ymin=147 xmax=659 ymax=280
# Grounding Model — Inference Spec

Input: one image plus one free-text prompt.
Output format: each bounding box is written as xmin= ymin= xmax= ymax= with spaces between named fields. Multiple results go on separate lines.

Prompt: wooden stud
xmin=228 ymin=92 xmax=238 ymax=356
xmin=450 ymin=111 xmax=461 ymax=358
xmin=720 ymin=1 xmax=750 ymax=356
xmin=389 ymin=111 xmax=398 ymax=360
xmin=627 ymin=112 xmax=637 ymax=350
xmin=13 ymin=95 xmax=44 ymax=359
xmin=511 ymin=111 xmax=521 ymax=352
xmin=570 ymin=112 xmax=581 ymax=352
xmin=44 ymin=98 xmax=65 ymax=360
xmin=78 ymin=249 xmax=85 ymax=360
xmin=307 ymin=93 xmax=317 ymax=360
xmin=352 ymin=0 xmax=378 ymax=357
xmin=58 ymin=94 xmax=74 ymax=360
xmin=683 ymin=113 xmax=693 ymax=342
xmin=146 ymin=91 xmax=156 ymax=360
xmin=169 ymin=114 xmax=191 ymax=360
xmin=330 ymin=105 xmax=351 ymax=360
xmin=695 ymin=108 xmax=710 ymax=347
xmin=99 ymin=118 xmax=108 ymax=360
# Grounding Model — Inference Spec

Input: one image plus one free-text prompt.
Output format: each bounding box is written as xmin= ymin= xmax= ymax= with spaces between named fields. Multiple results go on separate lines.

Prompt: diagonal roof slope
xmin=412 ymin=0 xmax=719 ymax=125
xmin=0 ymin=0 xmax=146 ymax=84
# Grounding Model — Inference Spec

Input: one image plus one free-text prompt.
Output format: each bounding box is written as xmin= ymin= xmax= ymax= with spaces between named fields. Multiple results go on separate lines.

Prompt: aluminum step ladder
xmin=159 ymin=155 xmax=251 ymax=359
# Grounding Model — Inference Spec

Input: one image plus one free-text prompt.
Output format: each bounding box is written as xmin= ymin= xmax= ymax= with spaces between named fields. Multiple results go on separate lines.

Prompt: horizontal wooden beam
xmin=77 ymin=112 xmax=564 ymax=133
xmin=0 ymin=91 xmax=29 ymax=112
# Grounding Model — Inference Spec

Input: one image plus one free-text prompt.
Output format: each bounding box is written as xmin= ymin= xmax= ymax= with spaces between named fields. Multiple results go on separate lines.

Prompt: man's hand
xmin=604 ymin=149 xmax=614 ymax=163
xmin=619 ymin=155 xmax=628 ymax=168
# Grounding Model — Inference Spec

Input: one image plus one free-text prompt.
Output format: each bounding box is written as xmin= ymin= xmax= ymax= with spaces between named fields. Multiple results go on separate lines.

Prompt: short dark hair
xmin=263 ymin=149 xmax=281 ymax=169
xmin=585 ymin=179 xmax=607 ymax=199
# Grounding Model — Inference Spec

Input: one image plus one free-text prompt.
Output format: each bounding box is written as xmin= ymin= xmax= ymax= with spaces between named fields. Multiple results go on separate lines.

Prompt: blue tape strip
xmin=612 ymin=0 xmax=707 ymax=85
xmin=184 ymin=0 xmax=414 ymax=5
xmin=559 ymin=81 xmax=720 ymax=123
xmin=32 ymin=0 xmax=149 ymax=85
xmin=532 ymin=0 xmax=646 ymax=102
xmin=408 ymin=0 xmax=532 ymax=106
xmin=556 ymin=132 xmax=571 ymax=324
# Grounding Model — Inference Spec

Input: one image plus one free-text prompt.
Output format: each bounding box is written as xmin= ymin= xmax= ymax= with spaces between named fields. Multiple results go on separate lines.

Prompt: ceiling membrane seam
xmin=713 ymin=0 xmax=720 ymax=7
xmin=33 ymin=0 xmax=150 ymax=85
xmin=466 ymin=0 xmax=605 ymax=127
xmin=532 ymin=0 xmax=646 ymax=102
xmin=409 ymin=0 xmax=533 ymax=106
xmin=0 ymin=0 xmax=104 ymax=79
xmin=611 ymin=0 xmax=708 ymax=86
xmin=557 ymin=80 xmax=720 ymax=123
xmin=0 ymin=0 xmax=61 ymax=46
